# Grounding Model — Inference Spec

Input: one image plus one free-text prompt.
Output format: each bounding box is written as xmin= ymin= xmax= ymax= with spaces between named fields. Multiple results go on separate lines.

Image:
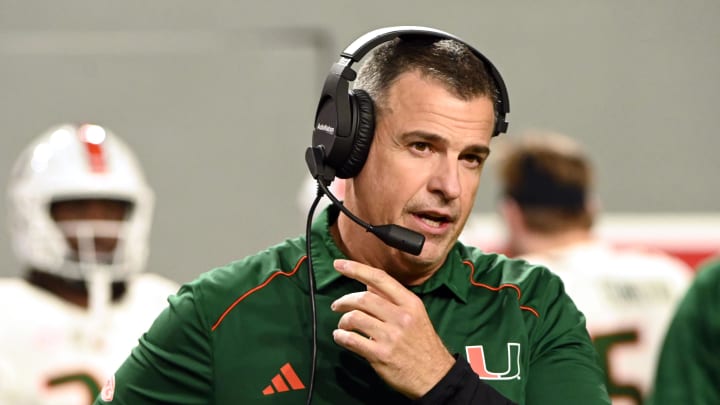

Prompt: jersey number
xmin=593 ymin=330 xmax=642 ymax=405
xmin=48 ymin=372 xmax=101 ymax=404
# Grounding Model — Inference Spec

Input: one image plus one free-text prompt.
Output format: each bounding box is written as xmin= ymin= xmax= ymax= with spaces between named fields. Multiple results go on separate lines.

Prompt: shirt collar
xmin=310 ymin=205 xmax=471 ymax=303
xmin=310 ymin=205 xmax=347 ymax=291
xmin=407 ymin=247 xmax=469 ymax=303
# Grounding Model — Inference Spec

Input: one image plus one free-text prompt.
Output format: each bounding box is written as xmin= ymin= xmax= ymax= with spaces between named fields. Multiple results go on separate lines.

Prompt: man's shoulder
xmin=529 ymin=242 xmax=694 ymax=291
xmin=690 ymin=257 xmax=720 ymax=293
xmin=457 ymin=244 xmax=571 ymax=322
xmin=0 ymin=277 xmax=54 ymax=304
xmin=0 ymin=277 xmax=77 ymax=327
xmin=178 ymin=236 xmax=309 ymax=312
xmin=0 ymin=277 xmax=29 ymax=292
xmin=458 ymin=244 xmax=560 ymax=291
xmin=609 ymin=244 xmax=693 ymax=275
xmin=199 ymin=236 xmax=306 ymax=284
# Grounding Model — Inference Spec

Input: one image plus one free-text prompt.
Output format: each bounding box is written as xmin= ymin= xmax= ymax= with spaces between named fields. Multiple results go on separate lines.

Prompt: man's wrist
xmin=413 ymin=353 xmax=467 ymax=403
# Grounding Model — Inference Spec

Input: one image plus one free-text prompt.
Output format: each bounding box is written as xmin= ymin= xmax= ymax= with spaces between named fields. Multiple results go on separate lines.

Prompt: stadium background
xmin=0 ymin=0 xmax=718 ymax=283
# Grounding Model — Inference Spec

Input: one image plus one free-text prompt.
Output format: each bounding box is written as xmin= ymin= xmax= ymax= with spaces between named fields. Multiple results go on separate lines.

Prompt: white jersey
xmin=521 ymin=241 xmax=692 ymax=405
xmin=0 ymin=274 xmax=178 ymax=405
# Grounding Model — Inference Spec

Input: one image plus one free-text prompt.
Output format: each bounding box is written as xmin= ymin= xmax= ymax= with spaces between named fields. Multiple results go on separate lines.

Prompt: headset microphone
xmin=319 ymin=176 xmax=425 ymax=256
xmin=305 ymin=145 xmax=425 ymax=256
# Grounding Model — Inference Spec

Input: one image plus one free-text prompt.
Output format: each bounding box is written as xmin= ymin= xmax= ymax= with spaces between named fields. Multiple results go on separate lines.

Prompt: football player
xmin=0 ymin=123 xmax=179 ymax=404
xmin=495 ymin=131 xmax=693 ymax=405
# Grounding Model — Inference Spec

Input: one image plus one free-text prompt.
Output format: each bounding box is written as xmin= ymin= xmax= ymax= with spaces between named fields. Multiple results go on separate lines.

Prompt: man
xmin=0 ymin=123 xmax=179 ymax=404
xmin=495 ymin=131 xmax=692 ymax=405
xmin=648 ymin=257 xmax=720 ymax=404
xmin=95 ymin=28 xmax=609 ymax=404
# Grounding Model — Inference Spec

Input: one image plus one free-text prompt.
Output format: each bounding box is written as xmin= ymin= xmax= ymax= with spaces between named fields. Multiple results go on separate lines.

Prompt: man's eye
xmin=412 ymin=142 xmax=430 ymax=152
xmin=462 ymin=154 xmax=485 ymax=167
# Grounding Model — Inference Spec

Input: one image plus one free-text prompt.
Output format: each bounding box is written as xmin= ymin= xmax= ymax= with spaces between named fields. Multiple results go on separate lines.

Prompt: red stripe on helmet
xmin=78 ymin=124 xmax=107 ymax=173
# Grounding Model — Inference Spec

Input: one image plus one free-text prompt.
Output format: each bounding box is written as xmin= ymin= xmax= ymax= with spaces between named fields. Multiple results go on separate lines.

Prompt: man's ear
xmin=498 ymin=197 xmax=525 ymax=235
xmin=586 ymin=195 xmax=601 ymax=218
xmin=497 ymin=197 xmax=528 ymax=257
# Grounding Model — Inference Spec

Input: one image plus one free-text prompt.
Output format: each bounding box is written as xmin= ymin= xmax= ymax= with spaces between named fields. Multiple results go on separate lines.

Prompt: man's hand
xmin=331 ymin=259 xmax=455 ymax=399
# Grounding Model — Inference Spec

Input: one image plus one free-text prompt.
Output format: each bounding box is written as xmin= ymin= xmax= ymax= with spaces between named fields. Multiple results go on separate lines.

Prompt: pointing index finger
xmin=334 ymin=259 xmax=406 ymax=304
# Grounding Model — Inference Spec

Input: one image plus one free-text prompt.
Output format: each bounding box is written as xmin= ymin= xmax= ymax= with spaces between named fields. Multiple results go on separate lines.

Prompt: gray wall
xmin=1 ymin=0 xmax=718 ymax=283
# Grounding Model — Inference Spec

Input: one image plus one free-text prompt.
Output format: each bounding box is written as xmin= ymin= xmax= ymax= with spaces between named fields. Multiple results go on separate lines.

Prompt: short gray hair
xmin=353 ymin=37 xmax=498 ymax=116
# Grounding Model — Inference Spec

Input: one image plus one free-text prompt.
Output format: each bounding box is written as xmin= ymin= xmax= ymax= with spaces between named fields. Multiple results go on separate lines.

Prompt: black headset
xmin=307 ymin=25 xmax=510 ymax=181
xmin=303 ymin=27 xmax=511 ymax=404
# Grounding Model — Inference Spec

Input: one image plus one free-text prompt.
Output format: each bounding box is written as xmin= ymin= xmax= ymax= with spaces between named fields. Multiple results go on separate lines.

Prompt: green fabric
xmin=95 ymin=206 xmax=609 ymax=404
xmin=647 ymin=259 xmax=720 ymax=405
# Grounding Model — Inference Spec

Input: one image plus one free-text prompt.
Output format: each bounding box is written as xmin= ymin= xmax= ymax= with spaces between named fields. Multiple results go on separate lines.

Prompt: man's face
xmin=50 ymin=198 xmax=130 ymax=259
xmin=345 ymin=70 xmax=495 ymax=282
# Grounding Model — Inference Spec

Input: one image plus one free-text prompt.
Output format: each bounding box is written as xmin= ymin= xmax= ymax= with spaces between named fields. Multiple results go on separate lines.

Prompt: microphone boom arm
xmin=316 ymin=180 xmax=425 ymax=256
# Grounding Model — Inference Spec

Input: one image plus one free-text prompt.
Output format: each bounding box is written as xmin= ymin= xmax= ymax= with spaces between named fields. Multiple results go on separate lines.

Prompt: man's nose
xmin=427 ymin=158 xmax=461 ymax=201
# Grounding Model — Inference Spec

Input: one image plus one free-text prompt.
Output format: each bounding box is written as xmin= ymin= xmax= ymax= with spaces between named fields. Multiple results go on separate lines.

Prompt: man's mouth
xmin=415 ymin=212 xmax=452 ymax=228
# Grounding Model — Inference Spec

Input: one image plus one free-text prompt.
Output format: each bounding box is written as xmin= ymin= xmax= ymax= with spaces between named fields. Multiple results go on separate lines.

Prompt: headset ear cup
xmin=336 ymin=90 xmax=375 ymax=178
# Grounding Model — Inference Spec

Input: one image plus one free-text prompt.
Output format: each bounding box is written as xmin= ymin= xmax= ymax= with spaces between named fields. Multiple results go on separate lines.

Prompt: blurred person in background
xmin=297 ymin=173 xmax=345 ymax=215
xmin=0 ymin=123 xmax=179 ymax=404
xmin=495 ymin=131 xmax=693 ymax=405
xmin=647 ymin=256 xmax=720 ymax=404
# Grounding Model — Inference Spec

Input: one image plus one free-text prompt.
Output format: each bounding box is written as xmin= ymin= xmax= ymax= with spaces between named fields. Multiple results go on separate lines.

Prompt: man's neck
xmin=24 ymin=268 xmax=127 ymax=309
xmin=331 ymin=214 xmax=439 ymax=286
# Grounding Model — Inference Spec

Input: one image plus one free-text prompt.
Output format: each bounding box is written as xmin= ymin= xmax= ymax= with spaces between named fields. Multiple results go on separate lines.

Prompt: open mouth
xmin=416 ymin=212 xmax=452 ymax=228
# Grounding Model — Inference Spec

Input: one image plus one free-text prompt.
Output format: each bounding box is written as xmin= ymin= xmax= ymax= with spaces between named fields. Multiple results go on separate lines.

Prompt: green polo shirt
xmin=95 ymin=206 xmax=609 ymax=404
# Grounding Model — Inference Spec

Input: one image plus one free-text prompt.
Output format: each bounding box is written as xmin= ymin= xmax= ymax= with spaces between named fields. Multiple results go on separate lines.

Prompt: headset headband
xmin=336 ymin=26 xmax=509 ymax=133
xmin=308 ymin=26 xmax=510 ymax=182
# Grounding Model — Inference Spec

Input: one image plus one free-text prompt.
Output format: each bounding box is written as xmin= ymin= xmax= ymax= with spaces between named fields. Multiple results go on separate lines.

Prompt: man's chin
xmin=406 ymin=241 xmax=451 ymax=268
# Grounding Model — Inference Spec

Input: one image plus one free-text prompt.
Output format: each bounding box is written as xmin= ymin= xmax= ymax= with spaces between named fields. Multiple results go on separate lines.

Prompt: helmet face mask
xmin=53 ymin=199 xmax=132 ymax=276
xmin=7 ymin=124 xmax=154 ymax=282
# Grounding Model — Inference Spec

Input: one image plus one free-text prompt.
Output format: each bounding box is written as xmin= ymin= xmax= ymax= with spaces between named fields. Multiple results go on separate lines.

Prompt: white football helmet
xmin=7 ymin=123 xmax=154 ymax=282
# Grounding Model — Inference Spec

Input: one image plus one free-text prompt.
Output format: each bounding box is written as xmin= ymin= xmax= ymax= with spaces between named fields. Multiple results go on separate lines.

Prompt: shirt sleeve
xmin=523 ymin=270 xmax=611 ymax=405
xmin=414 ymin=355 xmax=517 ymax=405
xmin=647 ymin=262 xmax=720 ymax=405
xmin=93 ymin=284 xmax=213 ymax=404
